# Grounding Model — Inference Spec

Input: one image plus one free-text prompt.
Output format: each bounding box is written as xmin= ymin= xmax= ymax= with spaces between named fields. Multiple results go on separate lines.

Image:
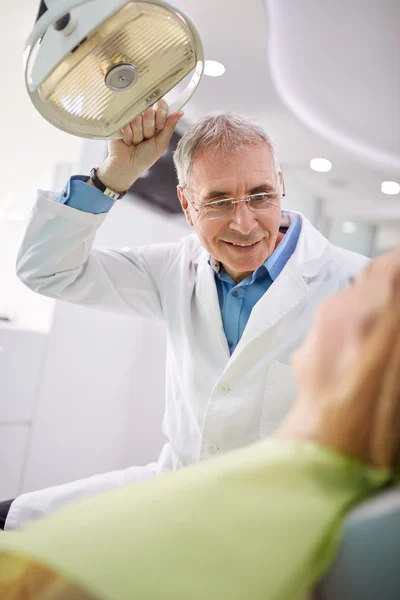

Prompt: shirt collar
xmin=266 ymin=212 xmax=301 ymax=281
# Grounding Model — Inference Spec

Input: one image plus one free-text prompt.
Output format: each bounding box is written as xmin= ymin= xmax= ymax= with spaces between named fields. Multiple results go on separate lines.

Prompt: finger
xmin=169 ymin=110 xmax=185 ymax=121
xmin=120 ymin=123 xmax=133 ymax=145
xmin=156 ymin=110 xmax=184 ymax=151
xmin=153 ymin=99 xmax=169 ymax=131
xmin=142 ymin=108 xmax=156 ymax=139
xmin=131 ymin=115 xmax=144 ymax=145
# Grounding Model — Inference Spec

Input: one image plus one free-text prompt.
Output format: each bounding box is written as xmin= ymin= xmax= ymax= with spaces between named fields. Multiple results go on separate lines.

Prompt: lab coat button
xmin=208 ymin=444 xmax=219 ymax=454
xmin=219 ymin=383 xmax=230 ymax=394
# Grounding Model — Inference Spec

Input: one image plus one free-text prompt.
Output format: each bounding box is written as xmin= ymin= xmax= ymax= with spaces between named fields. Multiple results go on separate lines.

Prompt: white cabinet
xmin=0 ymin=423 xmax=29 ymax=498
xmin=0 ymin=328 xmax=48 ymax=423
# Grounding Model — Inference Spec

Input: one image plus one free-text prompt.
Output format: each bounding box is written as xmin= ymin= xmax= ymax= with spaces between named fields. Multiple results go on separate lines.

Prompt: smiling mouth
xmin=223 ymin=240 xmax=261 ymax=249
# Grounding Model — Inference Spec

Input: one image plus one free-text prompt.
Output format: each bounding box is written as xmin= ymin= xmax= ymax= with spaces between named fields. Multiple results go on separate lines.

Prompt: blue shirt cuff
xmin=56 ymin=175 xmax=116 ymax=214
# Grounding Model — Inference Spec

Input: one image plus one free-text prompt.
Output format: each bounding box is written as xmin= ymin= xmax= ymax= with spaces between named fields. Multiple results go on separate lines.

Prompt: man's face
xmin=178 ymin=143 xmax=283 ymax=282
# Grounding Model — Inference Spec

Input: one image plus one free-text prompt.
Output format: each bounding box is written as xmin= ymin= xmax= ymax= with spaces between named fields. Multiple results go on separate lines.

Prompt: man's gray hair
xmin=173 ymin=111 xmax=281 ymax=187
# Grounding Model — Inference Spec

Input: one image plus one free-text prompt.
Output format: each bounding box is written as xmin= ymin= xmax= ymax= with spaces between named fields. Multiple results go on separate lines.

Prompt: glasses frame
xmin=183 ymin=179 xmax=286 ymax=220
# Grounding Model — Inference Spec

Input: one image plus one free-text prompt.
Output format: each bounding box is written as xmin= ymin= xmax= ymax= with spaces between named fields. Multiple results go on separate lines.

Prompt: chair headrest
xmin=316 ymin=486 xmax=400 ymax=600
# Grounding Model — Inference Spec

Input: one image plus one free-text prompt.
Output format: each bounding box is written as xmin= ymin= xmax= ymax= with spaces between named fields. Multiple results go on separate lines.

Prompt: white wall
xmin=327 ymin=219 xmax=376 ymax=257
xmin=282 ymin=171 xmax=381 ymax=257
xmin=281 ymin=171 xmax=319 ymax=225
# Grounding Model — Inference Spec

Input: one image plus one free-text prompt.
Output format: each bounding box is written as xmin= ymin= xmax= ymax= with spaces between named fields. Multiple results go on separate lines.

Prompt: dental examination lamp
xmin=24 ymin=0 xmax=204 ymax=139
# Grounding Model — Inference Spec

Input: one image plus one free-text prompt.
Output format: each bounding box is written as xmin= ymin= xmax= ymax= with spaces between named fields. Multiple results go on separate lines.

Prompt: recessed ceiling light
xmin=381 ymin=181 xmax=400 ymax=195
xmin=310 ymin=158 xmax=332 ymax=172
xmin=204 ymin=60 xmax=226 ymax=77
xmin=342 ymin=221 xmax=357 ymax=234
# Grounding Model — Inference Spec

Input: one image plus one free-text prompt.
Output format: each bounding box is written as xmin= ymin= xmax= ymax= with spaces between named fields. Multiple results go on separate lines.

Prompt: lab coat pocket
xmin=259 ymin=361 xmax=298 ymax=438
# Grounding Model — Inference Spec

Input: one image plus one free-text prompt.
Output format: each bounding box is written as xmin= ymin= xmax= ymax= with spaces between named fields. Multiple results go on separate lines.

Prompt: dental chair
xmin=316 ymin=486 xmax=400 ymax=599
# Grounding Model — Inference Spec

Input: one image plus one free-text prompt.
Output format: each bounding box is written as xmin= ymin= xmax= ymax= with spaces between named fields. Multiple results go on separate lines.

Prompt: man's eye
xmin=212 ymin=199 xmax=230 ymax=208
xmin=252 ymin=192 xmax=279 ymax=202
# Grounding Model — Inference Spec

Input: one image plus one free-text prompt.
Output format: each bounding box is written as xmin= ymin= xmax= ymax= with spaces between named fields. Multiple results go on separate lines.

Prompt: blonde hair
xmin=0 ymin=551 xmax=96 ymax=599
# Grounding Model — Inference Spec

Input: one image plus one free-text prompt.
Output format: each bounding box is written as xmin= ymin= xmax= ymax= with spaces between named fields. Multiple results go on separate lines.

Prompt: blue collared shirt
xmin=211 ymin=214 xmax=301 ymax=354
xmin=56 ymin=176 xmax=301 ymax=355
xmin=56 ymin=175 xmax=116 ymax=214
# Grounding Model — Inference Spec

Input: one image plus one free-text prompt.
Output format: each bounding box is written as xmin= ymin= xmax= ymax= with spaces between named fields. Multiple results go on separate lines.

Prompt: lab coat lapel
xmin=232 ymin=214 xmax=331 ymax=357
xmin=195 ymin=254 xmax=230 ymax=357
xmin=236 ymin=263 xmax=308 ymax=352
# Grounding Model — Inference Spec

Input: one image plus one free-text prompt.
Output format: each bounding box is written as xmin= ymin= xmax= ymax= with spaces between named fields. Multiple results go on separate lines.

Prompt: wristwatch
xmin=90 ymin=167 xmax=127 ymax=200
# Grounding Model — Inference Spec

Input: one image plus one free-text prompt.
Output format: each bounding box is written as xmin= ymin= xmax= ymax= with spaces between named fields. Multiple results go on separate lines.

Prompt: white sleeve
xmin=16 ymin=192 xmax=181 ymax=321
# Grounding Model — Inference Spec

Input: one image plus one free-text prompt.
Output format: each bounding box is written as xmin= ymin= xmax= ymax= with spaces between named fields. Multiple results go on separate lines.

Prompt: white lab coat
xmin=7 ymin=192 xmax=369 ymax=530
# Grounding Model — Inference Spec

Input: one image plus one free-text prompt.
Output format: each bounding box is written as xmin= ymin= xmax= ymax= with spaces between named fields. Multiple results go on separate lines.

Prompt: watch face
xmin=104 ymin=189 xmax=122 ymax=200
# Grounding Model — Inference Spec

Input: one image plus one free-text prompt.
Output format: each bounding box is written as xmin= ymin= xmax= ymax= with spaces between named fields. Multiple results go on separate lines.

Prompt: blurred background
xmin=0 ymin=0 xmax=399 ymax=499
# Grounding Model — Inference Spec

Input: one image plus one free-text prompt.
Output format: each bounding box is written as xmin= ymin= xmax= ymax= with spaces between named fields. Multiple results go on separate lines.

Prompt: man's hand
xmin=95 ymin=100 xmax=184 ymax=193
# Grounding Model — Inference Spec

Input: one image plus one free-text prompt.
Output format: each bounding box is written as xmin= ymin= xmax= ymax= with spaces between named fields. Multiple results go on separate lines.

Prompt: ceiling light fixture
xmin=309 ymin=158 xmax=332 ymax=173
xmin=381 ymin=181 xmax=400 ymax=195
xmin=204 ymin=60 xmax=225 ymax=77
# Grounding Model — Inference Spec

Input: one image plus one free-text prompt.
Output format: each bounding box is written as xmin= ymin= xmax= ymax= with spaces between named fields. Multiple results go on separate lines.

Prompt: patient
xmin=0 ymin=248 xmax=399 ymax=600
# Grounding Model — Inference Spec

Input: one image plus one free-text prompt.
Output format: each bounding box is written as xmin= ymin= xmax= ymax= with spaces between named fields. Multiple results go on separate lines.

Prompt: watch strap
xmin=90 ymin=168 xmax=127 ymax=200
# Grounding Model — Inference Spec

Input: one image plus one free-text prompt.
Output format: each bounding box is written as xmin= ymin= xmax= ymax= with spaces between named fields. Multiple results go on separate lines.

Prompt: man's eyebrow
xmin=203 ymin=190 xmax=231 ymax=201
xmin=203 ymin=183 xmax=276 ymax=201
xmin=248 ymin=184 xmax=276 ymax=194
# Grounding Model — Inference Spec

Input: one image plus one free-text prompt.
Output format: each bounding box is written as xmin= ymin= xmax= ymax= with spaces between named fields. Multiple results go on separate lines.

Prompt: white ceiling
xmin=174 ymin=0 xmax=400 ymax=221
xmin=4 ymin=0 xmax=400 ymax=221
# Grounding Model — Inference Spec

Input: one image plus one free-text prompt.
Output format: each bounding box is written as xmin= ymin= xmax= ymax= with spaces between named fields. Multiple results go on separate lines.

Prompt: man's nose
xmin=228 ymin=201 xmax=258 ymax=235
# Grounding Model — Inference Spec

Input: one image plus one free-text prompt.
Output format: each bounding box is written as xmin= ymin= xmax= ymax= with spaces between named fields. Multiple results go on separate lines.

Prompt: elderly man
xmin=2 ymin=101 xmax=368 ymax=530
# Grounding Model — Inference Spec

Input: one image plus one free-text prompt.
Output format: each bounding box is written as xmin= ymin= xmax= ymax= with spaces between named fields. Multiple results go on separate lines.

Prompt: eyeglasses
xmin=184 ymin=183 xmax=285 ymax=220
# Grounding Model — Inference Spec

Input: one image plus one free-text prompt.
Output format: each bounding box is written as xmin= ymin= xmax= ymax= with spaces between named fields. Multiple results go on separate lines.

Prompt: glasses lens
xmin=203 ymin=199 xmax=234 ymax=219
xmin=248 ymin=193 xmax=279 ymax=211
xmin=199 ymin=192 xmax=280 ymax=219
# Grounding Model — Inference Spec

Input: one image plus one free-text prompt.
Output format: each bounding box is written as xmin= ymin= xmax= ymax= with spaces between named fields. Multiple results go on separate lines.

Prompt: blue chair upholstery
xmin=316 ymin=486 xmax=400 ymax=599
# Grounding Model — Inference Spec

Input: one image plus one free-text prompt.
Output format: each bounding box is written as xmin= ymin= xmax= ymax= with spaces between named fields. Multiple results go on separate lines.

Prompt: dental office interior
xmin=1 ymin=0 xmax=399 ymax=525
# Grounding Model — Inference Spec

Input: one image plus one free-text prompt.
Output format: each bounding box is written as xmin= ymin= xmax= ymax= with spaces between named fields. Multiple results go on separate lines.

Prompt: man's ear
xmin=177 ymin=186 xmax=194 ymax=227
